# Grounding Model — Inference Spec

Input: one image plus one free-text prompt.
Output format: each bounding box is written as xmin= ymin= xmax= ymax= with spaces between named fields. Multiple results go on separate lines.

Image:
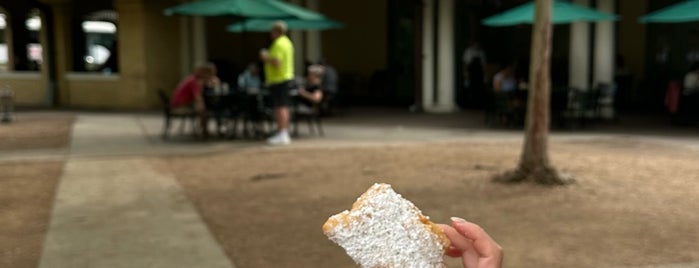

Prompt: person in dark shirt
xmin=297 ymin=65 xmax=324 ymax=107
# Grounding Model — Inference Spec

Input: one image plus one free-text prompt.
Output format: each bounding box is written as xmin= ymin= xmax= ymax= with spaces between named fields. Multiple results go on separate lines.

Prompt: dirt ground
xmin=0 ymin=115 xmax=75 ymax=151
xmin=0 ymin=114 xmax=72 ymax=267
xmin=162 ymin=138 xmax=699 ymax=268
xmin=0 ymin=161 xmax=63 ymax=268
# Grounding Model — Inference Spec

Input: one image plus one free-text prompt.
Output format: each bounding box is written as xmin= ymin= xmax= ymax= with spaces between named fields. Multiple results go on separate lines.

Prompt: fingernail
xmin=451 ymin=217 xmax=467 ymax=223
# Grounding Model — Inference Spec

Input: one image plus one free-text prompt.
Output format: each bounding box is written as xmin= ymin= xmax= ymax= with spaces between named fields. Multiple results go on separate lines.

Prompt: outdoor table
xmin=203 ymin=86 xmax=242 ymax=136
xmin=238 ymin=87 xmax=272 ymax=138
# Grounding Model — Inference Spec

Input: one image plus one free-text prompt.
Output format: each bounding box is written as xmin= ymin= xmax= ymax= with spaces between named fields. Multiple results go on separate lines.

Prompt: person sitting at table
xmin=237 ymin=63 xmax=262 ymax=93
xmin=297 ymin=64 xmax=324 ymax=108
xmin=680 ymin=62 xmax=699 ymax=123
xmin=684 ymin=62 xmax=699 ymax=95
xmin=491 ymin=62 xmax=524 ymax=125
xmin=493 ymin=63 xmax=517 ymax=93
xmin=170 ymin=63 xmax=219 ymax=138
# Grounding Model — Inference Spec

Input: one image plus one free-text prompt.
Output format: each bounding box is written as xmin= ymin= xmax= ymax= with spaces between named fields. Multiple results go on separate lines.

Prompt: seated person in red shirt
xmin=297 ymin=65 xmax=324 ymax=107
xmin=170 ymin=63 xmax=219 ymax=137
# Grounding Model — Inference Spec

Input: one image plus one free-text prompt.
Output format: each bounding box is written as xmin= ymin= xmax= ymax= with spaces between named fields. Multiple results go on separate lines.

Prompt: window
xmin=0 ymin=8 xmax=44 ymax=72
xmin=0 ymin=12 xmax=8 ymax=71
xmin=80 ymin=10 xmax=118 ymax=73
xmin=26 ymin=9 xmax=42 ymax=71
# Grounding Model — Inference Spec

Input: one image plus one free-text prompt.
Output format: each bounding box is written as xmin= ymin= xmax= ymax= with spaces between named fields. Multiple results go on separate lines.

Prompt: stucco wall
xmin=0 ymin=72 xmax=47 ymax=105
xmin=64 ymin=74 xmax=120 ymax=108
xmin=143 ymin=0 xmax=183 ymax=106
xmin=320 ymin=0 xmax=388 ymax=78
xmin=618 ymin=0 xmax=647 ymax=82
xmin=114 ymin=0 xmax=148 ymax=109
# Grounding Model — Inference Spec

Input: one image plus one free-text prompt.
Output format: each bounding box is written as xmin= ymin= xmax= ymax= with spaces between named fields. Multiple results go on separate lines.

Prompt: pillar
xmin=180 ymin=16 xmax=192 ymax=76
xmin=289 ymin=0 xmax=304 ymax=76
xmin=594 ymin=0 xmax=615 ymax=85
xmin=47 ymin=0 xmax=73 ymax=105
xmin=569 ymin=0 xmax=590 ymax=90
xmin=434 ymin=0 xmax=456 ymax=112
xmin=115 ymin=0 xmax=148 ymax=106
xmin=192 ymin=16 xmax=207 ymax=66
xmin=421 ymin=0 xmax=434 ymax=110
xmin=305 ymin=0 xmax=321 ymax=63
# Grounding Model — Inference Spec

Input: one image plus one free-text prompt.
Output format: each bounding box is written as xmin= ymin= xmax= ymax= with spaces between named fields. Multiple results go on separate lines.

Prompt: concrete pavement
xmin=37 ymin=114 xmax=236 ymax=268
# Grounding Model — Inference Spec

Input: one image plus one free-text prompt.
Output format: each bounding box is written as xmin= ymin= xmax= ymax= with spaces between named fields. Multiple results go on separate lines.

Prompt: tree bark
xmin=494 ymin=0 xmax=573 ymax=185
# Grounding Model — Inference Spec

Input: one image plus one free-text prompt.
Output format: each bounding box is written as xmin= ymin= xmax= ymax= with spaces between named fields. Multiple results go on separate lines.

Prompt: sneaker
xmin=267 ymin=131 xmax=291 ymax=146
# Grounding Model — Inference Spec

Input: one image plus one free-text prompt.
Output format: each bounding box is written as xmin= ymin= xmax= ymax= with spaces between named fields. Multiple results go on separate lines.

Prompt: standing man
xmin=261 ymin=21 xmax=294 ymax=145
xmin=461 ymin=41 xmax=487 ymax=108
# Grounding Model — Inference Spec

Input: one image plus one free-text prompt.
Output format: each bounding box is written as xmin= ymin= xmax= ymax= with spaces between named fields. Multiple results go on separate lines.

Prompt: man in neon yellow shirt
xmin=261 ymin=21 xmax=294 ymax=145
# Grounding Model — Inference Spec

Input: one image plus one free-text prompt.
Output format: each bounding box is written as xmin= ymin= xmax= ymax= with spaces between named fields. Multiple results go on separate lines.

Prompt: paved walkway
xmin=37 ymin=115 xmax=235 ymax=268
xmin=6 ymin=111 xmax=698 ymax=268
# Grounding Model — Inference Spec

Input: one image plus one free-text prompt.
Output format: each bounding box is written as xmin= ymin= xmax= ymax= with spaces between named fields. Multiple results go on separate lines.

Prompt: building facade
xmin=0 ymin=0 xmax=696 ymax=111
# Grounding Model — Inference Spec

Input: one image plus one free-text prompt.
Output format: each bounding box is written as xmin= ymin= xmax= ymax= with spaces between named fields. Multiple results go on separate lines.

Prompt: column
xmin=305 ymin=0 xmax=321 ymax=63
xmin=421 ymin=0 xmax=435 ymax=110
xmin=435 ymin=0 xmax=456 ymax=112
xmin=290 ymin=31 xmax=303 ymax=76
xmin=290 ymin=0 xmax=304 ymax=76
xmin=115 ymin=0 xmax=148 ymax=106
xmin=594 ymin=0 xmax=615 ymax=85
xmin=180 ymin=17 xmax=192 ymax=76
xmin=192 ymin=16 xmax=207 ymax=65
xmin=48 ymin=0 xmax=73 ymax=106
xmin=569 ymin=0 xmax=590 ymax=90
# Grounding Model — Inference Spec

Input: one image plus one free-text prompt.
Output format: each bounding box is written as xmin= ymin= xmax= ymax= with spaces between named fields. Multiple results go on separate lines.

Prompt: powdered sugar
xmin=324 ymin=183 xmax=446 ymax=268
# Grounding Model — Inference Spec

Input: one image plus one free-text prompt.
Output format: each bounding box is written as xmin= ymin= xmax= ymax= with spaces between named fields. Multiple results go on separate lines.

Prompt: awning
xmin=482 ymin=0 xmax=618 ymax=26
xmin=164 ymin=0 xmax=324 ymax=20
xmin=227 ymin=17 xmax=343 ymax=32
xmin=639 ymin=0 xmax=699 ymax=23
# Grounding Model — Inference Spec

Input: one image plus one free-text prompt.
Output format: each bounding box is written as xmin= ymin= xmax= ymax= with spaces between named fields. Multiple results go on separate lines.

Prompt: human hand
xmin=259 ymin=49 xmax=269 ymax=60
xmin=438 ymin=217 xmax=503 ymax=268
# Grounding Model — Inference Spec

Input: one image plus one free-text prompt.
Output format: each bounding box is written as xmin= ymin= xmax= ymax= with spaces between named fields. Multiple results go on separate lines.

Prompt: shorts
xmin=269 ymin=80 xmax=293 ymax=107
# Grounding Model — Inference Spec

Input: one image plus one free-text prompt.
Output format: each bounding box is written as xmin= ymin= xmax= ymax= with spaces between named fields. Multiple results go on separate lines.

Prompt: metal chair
xmin=564 ymin=87 xmax=601 ymax=128
xmin=157 ymin=90 xmax=198 ymax=139
xmin=291 ymin=96 xmax=324 ymax=137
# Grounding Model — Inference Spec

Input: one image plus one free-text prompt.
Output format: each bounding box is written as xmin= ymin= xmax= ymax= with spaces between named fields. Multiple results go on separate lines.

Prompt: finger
xmin=445 ymin=246 xmax=462 ymax=258
xmin=450 ymin=217 xmax=503 ymax=259
xmin=438 ymin=223 xmax=481 ymax=268
xmin=437 ymin=224 xmax=475 ymax=252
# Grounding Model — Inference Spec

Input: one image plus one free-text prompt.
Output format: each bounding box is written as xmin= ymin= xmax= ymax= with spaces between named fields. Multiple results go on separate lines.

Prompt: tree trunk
xmin=494 ymin=0 xmax=573 ymax=185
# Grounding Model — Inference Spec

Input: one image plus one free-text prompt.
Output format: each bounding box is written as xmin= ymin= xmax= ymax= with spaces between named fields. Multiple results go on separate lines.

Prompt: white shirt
xmin=463 ymin=47 xmax=486 ymax=65
xmin=684 ymin=71 xmax=699 ymax=94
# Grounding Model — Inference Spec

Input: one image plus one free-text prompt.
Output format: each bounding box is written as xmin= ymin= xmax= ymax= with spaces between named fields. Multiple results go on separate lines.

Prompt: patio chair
xmin=564 ymin=87 xmax=601 ymax=128
xmin=239 ymin=88 xmax=275 ymax=139
xmin=596 ymin=83 xmax=617 ymax=121
xmin=484 ymin=88 xmax=521 ymax=127
xmin=291 ymin=94 xmax=324 ymax=137
xmin=203 ymin=88 xmax=246 ymax=138
xmin=157 ymin=90 xmax=198 ymax=139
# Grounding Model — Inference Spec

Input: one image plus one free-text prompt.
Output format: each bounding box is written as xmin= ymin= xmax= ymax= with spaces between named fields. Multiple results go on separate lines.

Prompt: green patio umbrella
xmin=482 ymin=0 xmax=618 ymax=26
xmin=227 ymin=17 xmax=343 ymax=32
xmin=164 ymin=0 xmax=324 ymax=20
xmin=639 ymin=0 xmax=699 ymax=23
